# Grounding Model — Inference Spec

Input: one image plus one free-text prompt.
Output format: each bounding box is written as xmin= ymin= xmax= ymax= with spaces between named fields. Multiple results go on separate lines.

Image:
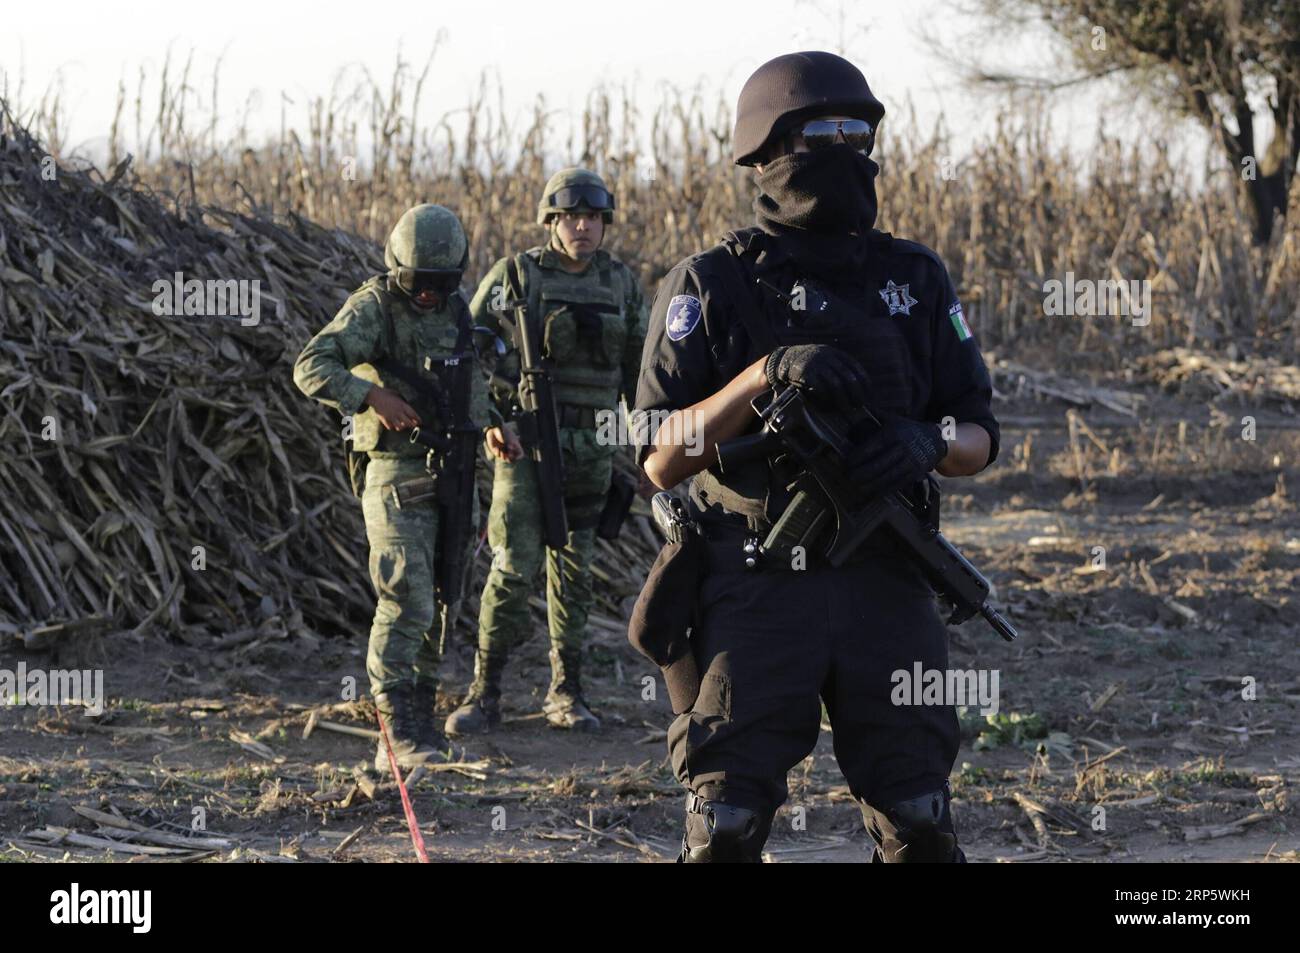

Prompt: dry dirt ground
xmin=2 ymin=388 xmax=1298 ymax=863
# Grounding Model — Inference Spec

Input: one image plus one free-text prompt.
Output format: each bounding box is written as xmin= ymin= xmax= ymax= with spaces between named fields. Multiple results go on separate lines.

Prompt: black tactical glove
xmin=764 ymin=344 xmax=870 ymax=412
xmin=848 ymin=417 xmax=949 ymax=498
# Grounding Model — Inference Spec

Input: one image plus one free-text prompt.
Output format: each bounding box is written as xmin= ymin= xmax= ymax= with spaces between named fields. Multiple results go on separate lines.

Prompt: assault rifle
xmin=503 ymin=297 xmax=569 ymax=549
xmin=714 ymin=385 xmax=1017 ymax=642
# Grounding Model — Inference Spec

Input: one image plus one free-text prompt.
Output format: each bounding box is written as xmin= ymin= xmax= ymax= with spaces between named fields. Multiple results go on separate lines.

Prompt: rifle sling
xmin=374 ymin=299 xmax=476 ymax=443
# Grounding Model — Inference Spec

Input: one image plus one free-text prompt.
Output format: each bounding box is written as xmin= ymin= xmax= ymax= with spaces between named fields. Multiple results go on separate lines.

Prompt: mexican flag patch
xmin=948 ymin=302 xmax=972 ymax=342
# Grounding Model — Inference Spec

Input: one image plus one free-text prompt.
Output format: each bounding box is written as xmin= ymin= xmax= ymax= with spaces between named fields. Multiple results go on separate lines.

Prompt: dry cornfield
xmin=1 ymin=60 xmax=1297 ymax=865
xmin=31 ymin=59 xmax=1300 ymax=360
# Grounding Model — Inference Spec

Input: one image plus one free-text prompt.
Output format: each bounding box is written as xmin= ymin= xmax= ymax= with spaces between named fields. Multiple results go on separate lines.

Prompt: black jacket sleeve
xmin=923 ymin=259 xmax=1000 ymax=467
xmin=632 ymin=261 xmax=723 ymax=464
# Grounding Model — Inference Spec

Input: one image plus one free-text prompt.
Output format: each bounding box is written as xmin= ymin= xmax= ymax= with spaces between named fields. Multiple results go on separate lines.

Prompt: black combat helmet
xmin=732 ymin=51 xmax=886 ymax=167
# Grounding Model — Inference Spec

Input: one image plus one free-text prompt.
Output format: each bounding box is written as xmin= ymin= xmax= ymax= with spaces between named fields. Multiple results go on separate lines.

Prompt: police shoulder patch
xmin=879 ymin=279 xmax=918 ymax=316
xmin=665 ymin=294 xmax=703 ymax=341
xmin=948 ymin=301 xmax=973 ymax=341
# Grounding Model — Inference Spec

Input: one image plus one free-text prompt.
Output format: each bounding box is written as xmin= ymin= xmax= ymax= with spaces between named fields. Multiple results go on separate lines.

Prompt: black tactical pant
xmin=668 ymin=550 xmax=960 ymax=857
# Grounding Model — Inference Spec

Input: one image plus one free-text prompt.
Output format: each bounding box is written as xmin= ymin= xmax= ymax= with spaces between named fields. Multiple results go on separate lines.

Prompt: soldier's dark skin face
xmin=550 ymin=211 xmax=604 ymax=271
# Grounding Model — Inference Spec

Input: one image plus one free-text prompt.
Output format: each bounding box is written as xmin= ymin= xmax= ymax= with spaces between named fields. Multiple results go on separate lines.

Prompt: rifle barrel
xmin=981 ymin=605 xmax=1019 ymax=642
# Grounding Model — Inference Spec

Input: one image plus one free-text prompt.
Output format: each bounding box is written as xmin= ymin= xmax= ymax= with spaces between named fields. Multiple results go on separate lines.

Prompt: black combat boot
xmin=444 ymin=650 xmax=504 ymax=735
xmin=412 ymin=681 xmax=449 ymax=753
xmin=542 ymin=646 xmax=600 ymax=732
xmin=373 ymin=686 xmax=440 ymax=773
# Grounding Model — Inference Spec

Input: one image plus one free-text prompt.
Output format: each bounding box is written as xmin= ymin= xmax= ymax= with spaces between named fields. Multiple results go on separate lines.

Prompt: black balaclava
xmin=753 ymin=143 xmax=879 ymax=282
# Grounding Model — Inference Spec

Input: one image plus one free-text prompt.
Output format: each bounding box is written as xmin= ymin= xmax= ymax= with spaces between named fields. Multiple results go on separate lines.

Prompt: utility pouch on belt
xmin=390 ymin=475 xmax=439 ymax=509
xmin=628 ymin=492 xmax=704 ymax=714
xmin=596 ymin=471 xmax=637 ymax=541
xmin=346 ymin=447 xmax=368 ymax=498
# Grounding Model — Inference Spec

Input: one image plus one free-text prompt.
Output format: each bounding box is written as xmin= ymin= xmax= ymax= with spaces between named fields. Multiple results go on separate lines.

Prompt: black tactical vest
xmin=692 ymin=227 xmax=915 ymax=532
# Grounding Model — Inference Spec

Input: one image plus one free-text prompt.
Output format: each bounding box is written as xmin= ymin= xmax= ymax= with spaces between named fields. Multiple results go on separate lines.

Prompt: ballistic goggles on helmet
xmin=393 ymin=267 xmax=463 ymax=297
xmin=544 ymin=185 xmax=615 ymax=214
xmin=796 ymin=118 xmax=875 ymax=155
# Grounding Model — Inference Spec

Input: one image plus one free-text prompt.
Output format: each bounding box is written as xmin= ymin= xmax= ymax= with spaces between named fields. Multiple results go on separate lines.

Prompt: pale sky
xmin=3 ymin=0 xmax=1206 ymax=167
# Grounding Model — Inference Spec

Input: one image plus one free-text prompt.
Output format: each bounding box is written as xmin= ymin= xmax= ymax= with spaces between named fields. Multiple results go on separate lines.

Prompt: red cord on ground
xmin=377 ymin=711 xmax=430 ymax=863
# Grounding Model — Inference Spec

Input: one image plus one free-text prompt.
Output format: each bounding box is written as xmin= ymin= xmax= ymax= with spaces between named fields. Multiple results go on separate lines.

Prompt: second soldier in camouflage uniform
xmin=294 ymin=204 xmax=492 ymax=771
xmin=445 ymin=168 xmax=647 ymax=734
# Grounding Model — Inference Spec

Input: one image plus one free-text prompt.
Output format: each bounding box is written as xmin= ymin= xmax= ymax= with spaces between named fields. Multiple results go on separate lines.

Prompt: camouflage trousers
xmin=361 ymin=456 xmax=442 ymax=697
xmin=476 ymin=438 xmax=613 ymax=661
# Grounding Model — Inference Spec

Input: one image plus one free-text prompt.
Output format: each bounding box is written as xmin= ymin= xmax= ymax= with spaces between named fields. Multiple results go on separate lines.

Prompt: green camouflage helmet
xmin=384 ymin=204 xmax=470 ymax=273
xmin=536 ymin=167 xmax=615 ymax=226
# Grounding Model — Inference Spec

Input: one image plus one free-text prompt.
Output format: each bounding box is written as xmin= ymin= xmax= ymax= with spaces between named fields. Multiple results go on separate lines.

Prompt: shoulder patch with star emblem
xmin=879 ymin=279 xmax=918 ymax=316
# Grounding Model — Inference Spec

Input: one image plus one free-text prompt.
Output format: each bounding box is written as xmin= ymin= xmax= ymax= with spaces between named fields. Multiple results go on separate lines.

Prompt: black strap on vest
xmin=444 ymin=305 xmax=475 ymax=433
xmin=717 ymin=230 xmax=779 ymax=360
xmin=503 ymin=254 xmax=532 ymax=343
xmin=375 ymin=287 xmax=476 ymax=437
xmin=717 ymin=228 xmax=897 ymax=361
xmin=694 ymin=228 xmax=898 ymax=534
xmin=687 ymin=233 xmax=777 ymax=532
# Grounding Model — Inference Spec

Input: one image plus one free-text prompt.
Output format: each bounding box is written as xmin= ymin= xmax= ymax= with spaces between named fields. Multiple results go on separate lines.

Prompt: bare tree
xmin=967 ymin=0 xmax=1299 ymax=243
xmin=795 ymin=0 xmax=873 ymax=57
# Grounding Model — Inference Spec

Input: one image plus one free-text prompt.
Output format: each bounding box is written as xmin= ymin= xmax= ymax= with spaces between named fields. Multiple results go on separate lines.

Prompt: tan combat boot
xmin=444 ymin=651 xmax=504 ymax=736
xmin=373 ymin=686 xmax=441 ymax=773
xmin=543 ymin=647 xmax=600 ymax=732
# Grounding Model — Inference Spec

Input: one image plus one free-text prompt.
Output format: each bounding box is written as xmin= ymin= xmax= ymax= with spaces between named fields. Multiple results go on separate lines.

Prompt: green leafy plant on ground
xmin=963 ymin=708 xmax=1073 ymax=758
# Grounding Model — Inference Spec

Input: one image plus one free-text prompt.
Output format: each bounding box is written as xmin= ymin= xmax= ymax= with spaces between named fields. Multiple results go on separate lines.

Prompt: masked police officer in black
xmin=634 ymin=51 xmax=1001 ymax=862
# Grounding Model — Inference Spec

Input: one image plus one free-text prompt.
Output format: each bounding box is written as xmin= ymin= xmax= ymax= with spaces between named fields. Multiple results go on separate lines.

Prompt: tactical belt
xmin=699 ymin=522 xmax=902 ymax=574
xmin=557 ymin=404 xmax=599 ymax=429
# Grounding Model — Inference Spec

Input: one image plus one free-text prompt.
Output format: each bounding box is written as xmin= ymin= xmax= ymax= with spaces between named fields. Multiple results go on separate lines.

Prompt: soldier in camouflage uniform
xmin=445 ymin=168 xmax=647 ymax=735
xmin=293 ymin=204 xmax=492 ymax=772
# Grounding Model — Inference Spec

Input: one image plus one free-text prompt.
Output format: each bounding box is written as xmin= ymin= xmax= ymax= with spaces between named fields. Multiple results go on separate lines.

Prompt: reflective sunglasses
xmin=394 ymin=267 xmax=462 ymax=297
xmin=544 ymin=184 xmax=616 ymax=212
xmin=798 ymin=118 xmax=875 ymax=154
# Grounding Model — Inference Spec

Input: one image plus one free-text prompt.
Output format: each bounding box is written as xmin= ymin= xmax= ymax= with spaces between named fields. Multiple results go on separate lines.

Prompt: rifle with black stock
xmin=714 ymin=384 xmax=1018 ymax=643
xmin=376 ymin=349 xmax=481 ymax=651
xmin=501 ymin=291 xmax=570 ymax=550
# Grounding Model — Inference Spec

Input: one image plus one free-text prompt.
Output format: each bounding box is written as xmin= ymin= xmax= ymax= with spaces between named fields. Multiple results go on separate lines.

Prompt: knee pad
xmin=678 ymin=793 xmax=771 ymax=863
xmin=862 ymin=784 xmax=965 ymax=863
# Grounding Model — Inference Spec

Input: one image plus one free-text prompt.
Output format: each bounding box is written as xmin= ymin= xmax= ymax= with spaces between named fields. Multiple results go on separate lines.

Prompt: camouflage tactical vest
xmin=511 ymin=247 xmax=633 ymax=411
xmin=350 ymin=275 xmax=475 ymax=456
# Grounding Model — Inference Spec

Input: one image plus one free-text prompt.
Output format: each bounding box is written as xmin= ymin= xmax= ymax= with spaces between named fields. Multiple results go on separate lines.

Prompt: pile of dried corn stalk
xmin=0 ymin=109 xmax=663 ymax=647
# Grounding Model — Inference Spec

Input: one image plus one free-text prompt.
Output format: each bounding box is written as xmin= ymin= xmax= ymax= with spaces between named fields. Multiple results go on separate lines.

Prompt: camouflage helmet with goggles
xmin=536 ymin=167 xmax=615 ymax=226
xmin=384 ymin=204 xmax=469 ymax=297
